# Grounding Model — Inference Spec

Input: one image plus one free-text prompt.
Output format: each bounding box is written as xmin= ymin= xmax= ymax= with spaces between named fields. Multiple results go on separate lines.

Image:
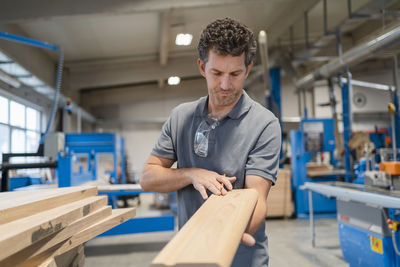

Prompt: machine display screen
xmin=303 ymin=122 xmax=324 ymax=152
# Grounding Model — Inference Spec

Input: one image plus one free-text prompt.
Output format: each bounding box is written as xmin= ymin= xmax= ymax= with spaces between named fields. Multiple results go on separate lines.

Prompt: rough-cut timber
xmin=0 ymin=206 xmax=111 ymax=266
xmin=151 ymin=189 xmax=258 ymax=267
xmin=0 ymin=186 xmax=97 ymax=225
xmin=0 ymin=195 xmax=107 ymax=260
xmin=18 ymin=208 xmax=136 ymax=267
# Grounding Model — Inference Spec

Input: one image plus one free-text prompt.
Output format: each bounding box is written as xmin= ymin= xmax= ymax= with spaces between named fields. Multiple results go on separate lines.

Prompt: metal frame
xmin=301 ymin=182 xmax=400 ymax=248
xmin=341 ymin=73 xmax=353 ymax=172
xmin=392 ymin=55 xmax=400 ymax=150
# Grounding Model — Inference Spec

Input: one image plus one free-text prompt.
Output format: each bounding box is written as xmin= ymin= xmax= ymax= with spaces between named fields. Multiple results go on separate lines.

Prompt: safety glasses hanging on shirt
xmin=194 ymin=117 xmax=219 ymax=157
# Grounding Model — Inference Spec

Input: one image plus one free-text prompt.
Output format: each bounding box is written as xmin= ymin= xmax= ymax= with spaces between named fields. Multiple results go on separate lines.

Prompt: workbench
xmin=301 ymin=182 xmax=400 ymax=267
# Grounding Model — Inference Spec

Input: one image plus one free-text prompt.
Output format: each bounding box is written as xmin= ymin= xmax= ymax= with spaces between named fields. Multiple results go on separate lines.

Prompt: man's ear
xmin=197 ymin=58 xmax=206 ymax=77
xmin=245 ymin=61 xmax=254 ymax=78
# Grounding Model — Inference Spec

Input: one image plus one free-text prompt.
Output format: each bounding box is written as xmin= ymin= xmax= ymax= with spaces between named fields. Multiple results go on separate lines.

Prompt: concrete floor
xmin=84 ymin=194 xmax=349 ymax=267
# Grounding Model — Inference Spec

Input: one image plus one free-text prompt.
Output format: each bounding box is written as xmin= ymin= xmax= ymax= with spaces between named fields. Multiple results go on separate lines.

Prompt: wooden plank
xmin=36 ymin=245 xmax=84 ymax=267
xmin=0 ymin=195 xmax=107 ymax=260
xmin=70 ymin=245 xmax=85 ymax=267
xmin=0 ymin=205 xmax=111 ymax=266
xmin=37 ymin=257 xmax=57 ymax=267
xmin=97 ymin=183 xmax=142 ymax=192
xmin=18 ymin=208 xmax=136 ymax=267
xmin=151 ymin=189 xmax=258 ymax=267
xmin=0 ymin=186 xmax=97 ymax=225
xmin=307 ymin=169 xmax=346 ymax=178
xmin=38 ymin=246 xmax=80 ymax=267
xmin=12 ymin=184 xmax=57 ymax=191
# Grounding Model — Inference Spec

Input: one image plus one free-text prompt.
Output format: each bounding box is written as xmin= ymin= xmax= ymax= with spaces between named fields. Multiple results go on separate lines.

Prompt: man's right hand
xmin=186 ymin=168 xmax=236 ymax=200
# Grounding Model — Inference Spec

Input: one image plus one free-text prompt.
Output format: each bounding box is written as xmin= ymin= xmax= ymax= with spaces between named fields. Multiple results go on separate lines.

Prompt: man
xmin=141 ymin=18 xmax=281 ymax=267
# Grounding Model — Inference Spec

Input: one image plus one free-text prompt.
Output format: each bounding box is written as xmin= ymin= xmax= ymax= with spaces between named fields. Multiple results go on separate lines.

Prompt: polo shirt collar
xmin=226 ymin=90 xmax=252 ymax=119
xmin=195 ymin=90 xmax=252 ymax=120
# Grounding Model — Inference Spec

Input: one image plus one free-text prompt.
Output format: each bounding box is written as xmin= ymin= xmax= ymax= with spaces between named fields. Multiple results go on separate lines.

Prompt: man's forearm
xmin=244 ymin=175 xmax=271 ymax=235
xmin=140 ymin=164 xmax=192 ymax=193
xmin=246 ymin=197 xmax=268 ymax=235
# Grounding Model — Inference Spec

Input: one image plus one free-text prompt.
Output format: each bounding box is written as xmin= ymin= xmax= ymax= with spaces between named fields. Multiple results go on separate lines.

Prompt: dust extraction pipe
xmin=296 ymin=22 xmax=400 ymax=89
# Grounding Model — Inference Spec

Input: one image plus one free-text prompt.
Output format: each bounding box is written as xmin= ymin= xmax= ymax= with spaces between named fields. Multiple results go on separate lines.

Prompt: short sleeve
xmin=151 ymin=114 xmax=177 ymax=161
xmin=245 ymin=119 xmax=281 ymax=185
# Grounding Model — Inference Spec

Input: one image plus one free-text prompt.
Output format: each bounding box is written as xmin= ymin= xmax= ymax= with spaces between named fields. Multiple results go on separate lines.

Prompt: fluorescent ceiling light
xmin=0 ymin=70 xmax=21 ymax=88
xmin=0 ymin=62 xmax=30 ymax=77
xmin=18 ymin=75 xmax=44 ymax=87
xmin=0 ymin=51 xmax=11 ymax=62
xmin=175 ymin=33 xmax=193 ymax=46
xmin=168 ymin=76 xmax=181 ymax=85
xmin=33 ymin=85 xmax=54 ymax=94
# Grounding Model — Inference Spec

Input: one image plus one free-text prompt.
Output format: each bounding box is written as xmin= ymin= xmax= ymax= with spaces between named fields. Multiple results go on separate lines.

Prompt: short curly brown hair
xmin=197 ymin=18 xmax=257 ymax=68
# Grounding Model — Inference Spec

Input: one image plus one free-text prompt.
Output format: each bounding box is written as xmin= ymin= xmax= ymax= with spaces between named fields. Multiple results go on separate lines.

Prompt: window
xmin=26 ymin=107 xmax=40 ymax=131
xmin=0 ymin=124 xmax=9 ymax=154
xmin=26 ymin=130 xmax=40 ymax=153
xmin=0 ymin=96 xmax=8 ymax=123
xmin=11 ymin=129 xmax=25 ymax=153
xmin=0 ymin=94 xmax=42 ymax=161
xmin=10 ymin=101 xmax=25 ymax=128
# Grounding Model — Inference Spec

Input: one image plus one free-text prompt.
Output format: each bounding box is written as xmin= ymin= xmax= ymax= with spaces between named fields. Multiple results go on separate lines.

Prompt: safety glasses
xmin=194 ymin=118 xmax=219 ymax=157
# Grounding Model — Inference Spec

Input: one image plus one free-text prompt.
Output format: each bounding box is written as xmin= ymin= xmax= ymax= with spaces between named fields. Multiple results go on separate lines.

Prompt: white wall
xmin=279 ymin=71 xmax=393 ymax=132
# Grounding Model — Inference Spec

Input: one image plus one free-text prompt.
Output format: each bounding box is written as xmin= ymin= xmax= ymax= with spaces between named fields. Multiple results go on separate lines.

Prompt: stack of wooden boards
xmin=0 ymin=185 xmax=136 ymax=267
xmin=151 ymin=189 xmax=258 ymax=267
xmin=266 ymin=169 xmax=293 ymax=217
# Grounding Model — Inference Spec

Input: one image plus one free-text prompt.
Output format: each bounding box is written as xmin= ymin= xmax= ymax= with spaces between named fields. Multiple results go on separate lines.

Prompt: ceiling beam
xmin=81 ymin=78 xmax=207 ymax=108
xmin=69 ymin=55 xmax=200 ymax=90
xmin=159 ymin=10 xmax=171 ymax=67
xmin=0 ymin=0 xmax=269 ymax=23
xmin=0 ymin=24 xmax=56 ymax=87
xmin=268 ymin=0 xmax=321 ymax=46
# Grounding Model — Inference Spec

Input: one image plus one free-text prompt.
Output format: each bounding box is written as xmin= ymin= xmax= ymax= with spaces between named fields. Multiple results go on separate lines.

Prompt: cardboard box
xmin=267 ymin=169 xmax=293 ymax=217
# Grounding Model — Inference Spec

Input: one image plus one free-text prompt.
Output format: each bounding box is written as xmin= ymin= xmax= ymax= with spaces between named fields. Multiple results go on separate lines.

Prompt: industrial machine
xmin=291 ymin=118 xmax=354 ymax=218
xmin=303 ymin=178 xmax=400 ymax=267
xmin=57 ymin=133 xmax=126 ymax=187
xmin=300 ymin=102 xmax=400 ymax=266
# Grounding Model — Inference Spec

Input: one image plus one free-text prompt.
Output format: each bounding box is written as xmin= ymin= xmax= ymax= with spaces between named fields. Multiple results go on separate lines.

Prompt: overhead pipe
xmin=296 ymin=22 xmax=400 ymax=89
xmin=258 ymin=30 xmax=270 ymax=93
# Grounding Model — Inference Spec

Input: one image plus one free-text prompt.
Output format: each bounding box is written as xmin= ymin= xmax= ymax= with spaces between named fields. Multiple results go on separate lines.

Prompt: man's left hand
xmin=241 ymin=233 xmax=256 ymax=246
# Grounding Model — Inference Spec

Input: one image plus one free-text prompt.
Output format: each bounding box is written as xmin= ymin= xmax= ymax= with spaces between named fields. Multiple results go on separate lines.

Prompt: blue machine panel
xmin=291 ymin=118 xmax=344 ymax=218
xmin=58 ymin=133 xmax=126 ymax=187
xmin=99 ymin=216 xmax=175 ymax=236
xmin=339 ymin=222 xmax=400 ymax=267
xmin=9 ymin=177 xmax=42 ymax=191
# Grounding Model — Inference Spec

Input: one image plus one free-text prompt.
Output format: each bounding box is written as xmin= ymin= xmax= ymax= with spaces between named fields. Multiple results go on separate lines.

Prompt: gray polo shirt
xmin=152 ymin=90 xmax=281 ymax=267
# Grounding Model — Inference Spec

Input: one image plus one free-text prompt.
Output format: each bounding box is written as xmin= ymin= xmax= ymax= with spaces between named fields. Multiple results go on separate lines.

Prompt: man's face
xmin=198 ymin=49 xmax=253 ymax=108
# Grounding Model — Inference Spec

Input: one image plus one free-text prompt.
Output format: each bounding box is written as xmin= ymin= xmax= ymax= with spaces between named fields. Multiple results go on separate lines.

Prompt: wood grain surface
xmin=151 ymin=189 xmax=258 ymax=267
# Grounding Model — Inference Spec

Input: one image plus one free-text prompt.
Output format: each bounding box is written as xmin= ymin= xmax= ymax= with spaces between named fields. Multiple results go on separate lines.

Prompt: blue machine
xmin=57 ymin=133 xmax=126 ymax=187
xmin=338 ymin=207 xmax=400 ymax=267
xmin=57 ymin=133 xmax=175 ymax=235
xmin=302 ymin=182 xmax=400 ymax=267
xmin=291 ymin=118 xmax=354 ymax=218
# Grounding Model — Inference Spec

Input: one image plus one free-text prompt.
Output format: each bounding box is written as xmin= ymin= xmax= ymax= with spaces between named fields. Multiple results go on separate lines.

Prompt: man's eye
xmin=213 ymin=72 xmax=222 ymax=76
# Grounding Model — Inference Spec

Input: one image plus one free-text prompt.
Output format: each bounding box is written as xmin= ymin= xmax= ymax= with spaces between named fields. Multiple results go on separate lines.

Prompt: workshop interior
xmin=1 ymin=0 xmax=400 ymax=266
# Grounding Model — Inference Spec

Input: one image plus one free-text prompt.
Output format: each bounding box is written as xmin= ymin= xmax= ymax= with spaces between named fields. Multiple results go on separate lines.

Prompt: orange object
xmin=386 ymin=136 xmax=392 ymax=146
xmin=380 ymin=161 xmax=400 ymax=175
xmin=220 ymin=174 xmax=226 ymax=190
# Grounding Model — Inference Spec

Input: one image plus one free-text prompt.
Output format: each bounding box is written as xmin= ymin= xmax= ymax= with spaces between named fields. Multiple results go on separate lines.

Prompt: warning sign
xmin=370 ymin=236 xmax=383 ymax=254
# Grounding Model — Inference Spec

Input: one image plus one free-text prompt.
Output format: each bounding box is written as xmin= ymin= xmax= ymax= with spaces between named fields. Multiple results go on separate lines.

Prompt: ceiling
xmin=0 ymin=0 xmax=399 ymax=122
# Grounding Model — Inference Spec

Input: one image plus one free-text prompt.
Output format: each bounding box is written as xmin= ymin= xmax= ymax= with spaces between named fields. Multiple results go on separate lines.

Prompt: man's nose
xmin=220 ymin=75 xmax=231 ymax=90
